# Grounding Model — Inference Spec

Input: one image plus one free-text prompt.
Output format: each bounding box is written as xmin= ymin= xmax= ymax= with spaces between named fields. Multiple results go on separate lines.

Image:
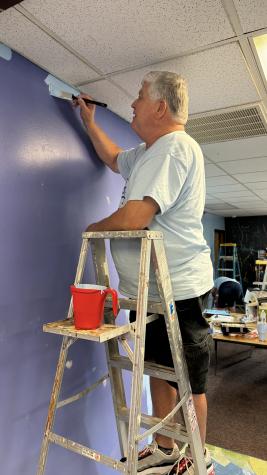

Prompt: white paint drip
xmin=65 ymin=360 xmax=73 ymax=369
xmin=106 ymin=196 xmax=111 ymax=205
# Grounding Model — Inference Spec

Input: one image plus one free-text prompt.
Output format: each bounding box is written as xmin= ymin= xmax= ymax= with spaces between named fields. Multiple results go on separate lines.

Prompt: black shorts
xmin=129 ymin=292 xmax=212 ymax=394
xmin=217 ymin=281 xmax=243 ymax=308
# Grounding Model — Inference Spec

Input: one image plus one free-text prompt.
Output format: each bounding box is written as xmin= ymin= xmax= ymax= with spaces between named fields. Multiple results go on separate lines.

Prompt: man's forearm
xmin=86 ymin=209 xmax=137 ymax=232
xmin=86 ymin=199 xmax=159 ymax=233
xmin=86 ymin=122 xmax=123 ymax=172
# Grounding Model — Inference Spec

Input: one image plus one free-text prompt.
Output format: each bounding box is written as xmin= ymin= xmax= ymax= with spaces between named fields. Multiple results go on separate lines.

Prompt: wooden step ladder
xmin=37 ymin=230 xmax=206 ymax=475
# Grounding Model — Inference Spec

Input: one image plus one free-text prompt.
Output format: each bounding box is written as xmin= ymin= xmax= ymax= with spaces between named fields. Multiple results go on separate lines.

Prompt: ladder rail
xmin=126 ymin=237 xmax=152 ymax=475
xmin=151 ymin=239 xmax=206 ymax=475
xmin=91 ymin=237 xmax=129 ymax=456
xmin=37 ymin=336 xmax=74 ymax=475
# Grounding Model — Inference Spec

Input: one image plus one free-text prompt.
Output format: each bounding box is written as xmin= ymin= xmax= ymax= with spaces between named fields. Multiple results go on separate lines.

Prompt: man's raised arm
xmin=75 ymin=95 xmax=123 ymax=173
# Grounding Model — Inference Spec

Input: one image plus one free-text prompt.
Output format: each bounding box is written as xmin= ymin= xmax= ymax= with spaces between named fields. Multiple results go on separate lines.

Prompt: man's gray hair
xmin=142 ymin=71 xmax=189 ymax=125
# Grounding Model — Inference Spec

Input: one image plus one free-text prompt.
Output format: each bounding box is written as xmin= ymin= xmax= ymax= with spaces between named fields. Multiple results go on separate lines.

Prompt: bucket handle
xmin=104 ymin=288 xmax=118 ymax=317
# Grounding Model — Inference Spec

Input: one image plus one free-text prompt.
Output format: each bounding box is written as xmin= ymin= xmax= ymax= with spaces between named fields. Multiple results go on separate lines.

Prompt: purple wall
xmin=0 ymin=50 xmax=140 ymax=475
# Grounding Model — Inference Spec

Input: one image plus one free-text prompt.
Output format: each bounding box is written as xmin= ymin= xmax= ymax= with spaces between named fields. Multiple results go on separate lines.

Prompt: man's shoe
xmin=166 ymin=455 xmax=194 ymax=474
xmin=121 ymin=441 xmax=180 ymax=474
xmin=166 ymin=447 xmax=215 ymax=474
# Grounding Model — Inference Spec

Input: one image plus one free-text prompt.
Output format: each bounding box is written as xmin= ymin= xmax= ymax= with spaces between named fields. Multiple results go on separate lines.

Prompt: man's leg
xmin=192 ymin=393 xmax=207 ymax=446
xmin=150 ymin=377 xmax=177 ymax=448
xmin=150 ymin=377 xmax=207 ymax=448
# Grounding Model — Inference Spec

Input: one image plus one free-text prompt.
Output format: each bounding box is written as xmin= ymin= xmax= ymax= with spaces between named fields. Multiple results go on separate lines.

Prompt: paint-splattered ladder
xmin=37 ymin=230 xmax=206 ymax=475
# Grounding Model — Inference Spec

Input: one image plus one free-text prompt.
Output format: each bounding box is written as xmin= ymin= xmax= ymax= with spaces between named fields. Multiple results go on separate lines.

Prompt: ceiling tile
xmin=205 ymin=197 xmax=227 ymax=204
xmin=204 ymin=156 xmax=211 ymax=163
xmin=205 ymin=203 xmax=238 ymax=209
xmin=246 ymin=182 xmax=267 ymax=191
xmin=21 ymin=0 xmax=234 ymax=73
xmin=214 ymin=191 xmax=257 ymax=199
xmin=112 ymin=43 xmax=259 ymax=115
xmin=254 ymin=190 xmax=267 ymax=199
xmin=233 ymin=0 xmax=267 ymax=33
xmin=207 ymin=184 xmax=247 ymax=193
xmin=219 ymin=157 xmax=267 ymax=174
xmin=0 ymin=8 xmax=98 ymax=84
xmin=202 ymin=136 xmax=267 ymax=162
xmin=230 ymin=200 xmax=266 ymax=208
xmin=222 ymin=195 xmax=263 ymax=203
xmin=234 ymin=171 xmax=267 ymax=183
xmin=82 ymin=80 xmax=134 ymax=122
xmin=206 ymin=176 xmax=239 ymax=186
xmin=204 ymin=164 xmax=226 ymax=177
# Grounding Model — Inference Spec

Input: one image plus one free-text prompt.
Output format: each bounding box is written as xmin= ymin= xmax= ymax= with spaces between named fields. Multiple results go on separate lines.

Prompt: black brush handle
xmin=72 ymin=94 xmax=107 ymax=108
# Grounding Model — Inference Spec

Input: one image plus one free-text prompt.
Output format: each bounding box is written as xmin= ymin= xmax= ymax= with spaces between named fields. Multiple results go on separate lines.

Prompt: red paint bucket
xmin=70 ymin=284 xmax=118 ymax=330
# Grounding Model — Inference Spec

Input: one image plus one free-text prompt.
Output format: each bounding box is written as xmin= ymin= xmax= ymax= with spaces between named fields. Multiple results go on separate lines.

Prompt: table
xmin=212 ymin=331 xmax=267 ymax=374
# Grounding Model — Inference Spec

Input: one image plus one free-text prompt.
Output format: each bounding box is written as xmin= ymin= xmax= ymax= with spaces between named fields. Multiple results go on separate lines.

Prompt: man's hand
xmin=73 ymin=94 xmax=96 ymax=128
xmin=85 ymin=223 xmax=99 ymax=232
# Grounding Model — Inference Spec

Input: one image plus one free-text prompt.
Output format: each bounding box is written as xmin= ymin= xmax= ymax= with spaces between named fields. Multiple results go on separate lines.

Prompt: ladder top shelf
xmin=43 ymin=318 xmax=132 ymax=343
xmin=82 ymin=230 xmax=163 ymax=239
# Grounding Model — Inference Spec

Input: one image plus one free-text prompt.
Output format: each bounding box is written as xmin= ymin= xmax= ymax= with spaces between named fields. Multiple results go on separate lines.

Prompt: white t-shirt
xmin=110 ymin=131 xmax=213 ymax=301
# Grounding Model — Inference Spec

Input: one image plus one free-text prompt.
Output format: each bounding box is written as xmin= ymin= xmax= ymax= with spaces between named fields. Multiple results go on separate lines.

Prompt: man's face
xmin=130 ymin=82 xmax=158 ymax=137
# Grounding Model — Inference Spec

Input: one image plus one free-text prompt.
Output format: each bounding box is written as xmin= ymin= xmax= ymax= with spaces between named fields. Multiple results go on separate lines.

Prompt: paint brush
xmin=57 ymin=89 xmax=107 ymax=108
xmin=71 ymin=94 xmax=107 ymax=108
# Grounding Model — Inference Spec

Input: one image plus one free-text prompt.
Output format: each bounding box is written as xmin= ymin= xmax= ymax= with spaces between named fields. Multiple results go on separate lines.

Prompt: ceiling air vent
xmin=186 ymin=103 xmax=267 ymax=144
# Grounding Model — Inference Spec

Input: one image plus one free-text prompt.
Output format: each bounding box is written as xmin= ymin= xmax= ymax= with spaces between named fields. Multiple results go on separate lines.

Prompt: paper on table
xmin=203 ymin=309 xmax=231 ymax=316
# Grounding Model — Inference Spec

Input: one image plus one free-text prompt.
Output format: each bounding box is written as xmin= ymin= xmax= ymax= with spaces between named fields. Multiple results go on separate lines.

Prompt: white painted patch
xmin=0 ymin=43 xmax=12 ymax=61
xmin=92 ymin=366 xmax=96 ymax=373
xmin=44 ymin=74 xmax=79 ymax=100
xmin=65 ymin=360 xmax=73 ymax=369
xmin=103 ymin=379 xmax=107 ymax=387
xmin=106 ymin=195 xmax=111 ymax=205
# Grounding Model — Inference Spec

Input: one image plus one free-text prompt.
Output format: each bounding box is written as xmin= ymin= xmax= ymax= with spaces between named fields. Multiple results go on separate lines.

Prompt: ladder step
xmin=217 ymin=268 xmax=234 ymax=271
xmin=48 ymin=432 xmax=125 ymax=472
xmin=218 ymin=256 xmax=233 ymax=260
xmin=43 ymin=319 xmax=132 ymax=343
xmin=110 ymin=355 xmax=178 ymax=382
xmin=118 ymin=407 xmax=189 ymax=444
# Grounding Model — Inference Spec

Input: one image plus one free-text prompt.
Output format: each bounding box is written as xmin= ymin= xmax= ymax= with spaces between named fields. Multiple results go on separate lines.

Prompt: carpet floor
xmin=206 ymin=341 xmax=267 ymax=461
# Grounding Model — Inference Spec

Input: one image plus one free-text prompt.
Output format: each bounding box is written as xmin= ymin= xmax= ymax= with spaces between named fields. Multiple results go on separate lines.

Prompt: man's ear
xmin=156 ymin=100 xmax=167 ymax=119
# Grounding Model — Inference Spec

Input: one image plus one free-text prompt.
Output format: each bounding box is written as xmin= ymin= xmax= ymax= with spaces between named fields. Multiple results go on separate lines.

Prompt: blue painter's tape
xmin=0 ymin=44 xmax=12 ymax=61
xmin=169 ymin=302 xmax=174 ymax=314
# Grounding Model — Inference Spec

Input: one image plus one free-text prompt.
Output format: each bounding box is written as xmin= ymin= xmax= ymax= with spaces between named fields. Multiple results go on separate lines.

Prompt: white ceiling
xmin=0 ymin=0 xmax=267 ymax=217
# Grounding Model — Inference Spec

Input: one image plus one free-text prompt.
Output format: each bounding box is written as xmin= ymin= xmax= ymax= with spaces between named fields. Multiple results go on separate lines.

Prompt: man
xmin=74 ymin=71 xmax=214 ymax=475
xmin=212 ymin=276 xmax=243 ymax=311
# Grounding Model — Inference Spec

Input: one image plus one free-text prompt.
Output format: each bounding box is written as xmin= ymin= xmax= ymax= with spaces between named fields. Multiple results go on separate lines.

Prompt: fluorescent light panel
xmin=253 ymin=34 xmax=267 ymax=81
